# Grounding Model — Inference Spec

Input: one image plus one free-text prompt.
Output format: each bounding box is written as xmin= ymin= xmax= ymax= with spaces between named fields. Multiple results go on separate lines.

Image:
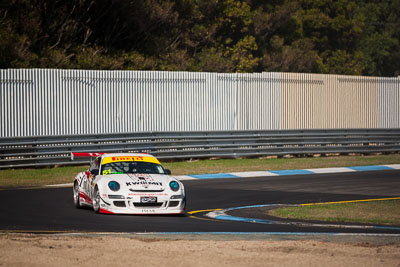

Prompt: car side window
xmin=89 ymin=157 xmax=100 ymax=175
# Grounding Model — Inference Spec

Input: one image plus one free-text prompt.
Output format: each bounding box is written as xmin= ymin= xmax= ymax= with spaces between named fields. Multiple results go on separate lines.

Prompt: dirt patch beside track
xmin=1 ymin=234 xmax=399 ymax=267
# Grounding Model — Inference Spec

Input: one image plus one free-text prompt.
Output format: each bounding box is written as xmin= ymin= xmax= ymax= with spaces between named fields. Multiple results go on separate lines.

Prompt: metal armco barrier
xmin=1 ymin=129 xmax=399 ymax=169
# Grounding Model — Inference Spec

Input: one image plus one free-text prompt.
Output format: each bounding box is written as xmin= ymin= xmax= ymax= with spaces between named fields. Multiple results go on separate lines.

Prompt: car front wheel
xmin=73 ymin=182 xmax=81 ymax=208
xmin=93 ymin=187 xmax=101 ymax=213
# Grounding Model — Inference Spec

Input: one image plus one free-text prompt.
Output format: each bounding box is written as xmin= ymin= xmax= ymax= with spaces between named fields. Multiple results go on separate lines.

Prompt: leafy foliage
xmin=1 ymin=0 xmax=399 ymax=76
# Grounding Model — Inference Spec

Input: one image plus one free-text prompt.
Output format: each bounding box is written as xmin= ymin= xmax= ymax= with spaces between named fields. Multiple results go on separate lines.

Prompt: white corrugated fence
xmin=1 ymin=69 xmax=399 ymax=137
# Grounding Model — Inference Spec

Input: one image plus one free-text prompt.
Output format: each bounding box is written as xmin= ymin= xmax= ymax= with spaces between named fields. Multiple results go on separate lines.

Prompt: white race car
xmin=72 ymin=152 xmax=185 ymax=215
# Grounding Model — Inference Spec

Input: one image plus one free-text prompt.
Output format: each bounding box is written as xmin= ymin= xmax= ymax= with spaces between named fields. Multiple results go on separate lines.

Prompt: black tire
xmin=182 ymin=196 xmax=187 ymax=210
xmin=92 ymin=187 xmax=101 ymax=213
xmin=73 ymin=182 xmax=81 ymax=208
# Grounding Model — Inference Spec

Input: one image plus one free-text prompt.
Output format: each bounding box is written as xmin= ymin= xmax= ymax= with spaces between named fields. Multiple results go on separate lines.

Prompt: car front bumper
xmin=99 ymin=194 xmax=186 ymax=215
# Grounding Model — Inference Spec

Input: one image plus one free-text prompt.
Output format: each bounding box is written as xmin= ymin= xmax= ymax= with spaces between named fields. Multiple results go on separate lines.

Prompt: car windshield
xmin=101 ymin=161 xmax=165 ymax=175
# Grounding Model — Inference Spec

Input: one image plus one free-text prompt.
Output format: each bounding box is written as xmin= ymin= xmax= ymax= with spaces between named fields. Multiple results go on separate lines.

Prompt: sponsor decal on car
xmin=79 ymin=192 xmax=93 ymax=204
xmin=126 ymin=181 xmax=163 ymax=187
xmin=142 ymin=209 xmax=156 ymax=213
xmin=101 ymin=156 xmax=160 ymax=165
xmin=125 ymin=174 xmax=163 ymax=188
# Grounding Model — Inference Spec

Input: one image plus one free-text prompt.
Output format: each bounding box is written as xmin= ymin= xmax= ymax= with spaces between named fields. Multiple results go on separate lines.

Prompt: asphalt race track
xmin=1 ymin=170 xmax=400 ymax=234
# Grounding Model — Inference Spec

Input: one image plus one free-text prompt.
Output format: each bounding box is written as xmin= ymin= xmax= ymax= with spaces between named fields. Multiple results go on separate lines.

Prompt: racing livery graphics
xmin=72 ymin=153 xmax=185 ymax=215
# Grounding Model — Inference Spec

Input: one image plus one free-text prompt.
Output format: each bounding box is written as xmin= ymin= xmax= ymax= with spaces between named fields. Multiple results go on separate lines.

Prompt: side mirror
xmin=90 ymin=169 xmax=99 ymax=175
xmin=164 ymin=169 xmax=171 ymax=175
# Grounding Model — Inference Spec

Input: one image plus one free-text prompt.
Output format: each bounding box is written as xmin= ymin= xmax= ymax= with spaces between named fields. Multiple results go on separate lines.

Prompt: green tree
xmin=0 ymin=0 xmax=399 ymax=75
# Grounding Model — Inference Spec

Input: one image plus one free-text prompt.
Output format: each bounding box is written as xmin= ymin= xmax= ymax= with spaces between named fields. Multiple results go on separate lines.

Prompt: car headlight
xmin=108 ymin=181 xmax=120 ymax=191
xmin=169 ymin=181 xmax=180 ymax=192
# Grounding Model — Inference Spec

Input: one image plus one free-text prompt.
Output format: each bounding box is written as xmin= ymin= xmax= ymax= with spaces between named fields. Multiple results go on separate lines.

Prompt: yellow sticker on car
xmin=101 ymin=155 xmax=160 ymax=165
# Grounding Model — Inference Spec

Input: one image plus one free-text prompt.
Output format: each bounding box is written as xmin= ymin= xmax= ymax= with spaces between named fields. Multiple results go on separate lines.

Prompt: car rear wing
xmin=70 ymin=152 xmax=108 ymax=161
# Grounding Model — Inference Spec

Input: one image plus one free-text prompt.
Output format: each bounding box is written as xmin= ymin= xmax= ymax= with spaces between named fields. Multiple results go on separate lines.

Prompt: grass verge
xmin=0 ymin=154 xmax=399 ymax=188
xmin=269 ymin=199 xmax=400 ymax=226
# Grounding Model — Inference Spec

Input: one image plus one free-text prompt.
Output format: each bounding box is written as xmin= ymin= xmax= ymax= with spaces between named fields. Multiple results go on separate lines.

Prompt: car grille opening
xmin=168 ymin=201 xmax=180 ymax=207
xmin=133 ymin=202 xmax=163 ymax=208
xmin=113 ymin=201 xmax=126 ymax=207
xmin=129 ymin=189 xmax=164 ymax=192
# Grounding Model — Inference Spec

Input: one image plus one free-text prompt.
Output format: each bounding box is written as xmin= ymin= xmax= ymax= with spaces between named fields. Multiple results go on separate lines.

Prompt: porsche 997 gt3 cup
xmin=72 ymin=153 xmax=186 ymax=215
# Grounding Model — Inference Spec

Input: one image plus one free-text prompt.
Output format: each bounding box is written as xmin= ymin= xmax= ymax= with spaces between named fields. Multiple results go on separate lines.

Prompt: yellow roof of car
xmin=101 ymin=154 xmax=160 ymax=165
